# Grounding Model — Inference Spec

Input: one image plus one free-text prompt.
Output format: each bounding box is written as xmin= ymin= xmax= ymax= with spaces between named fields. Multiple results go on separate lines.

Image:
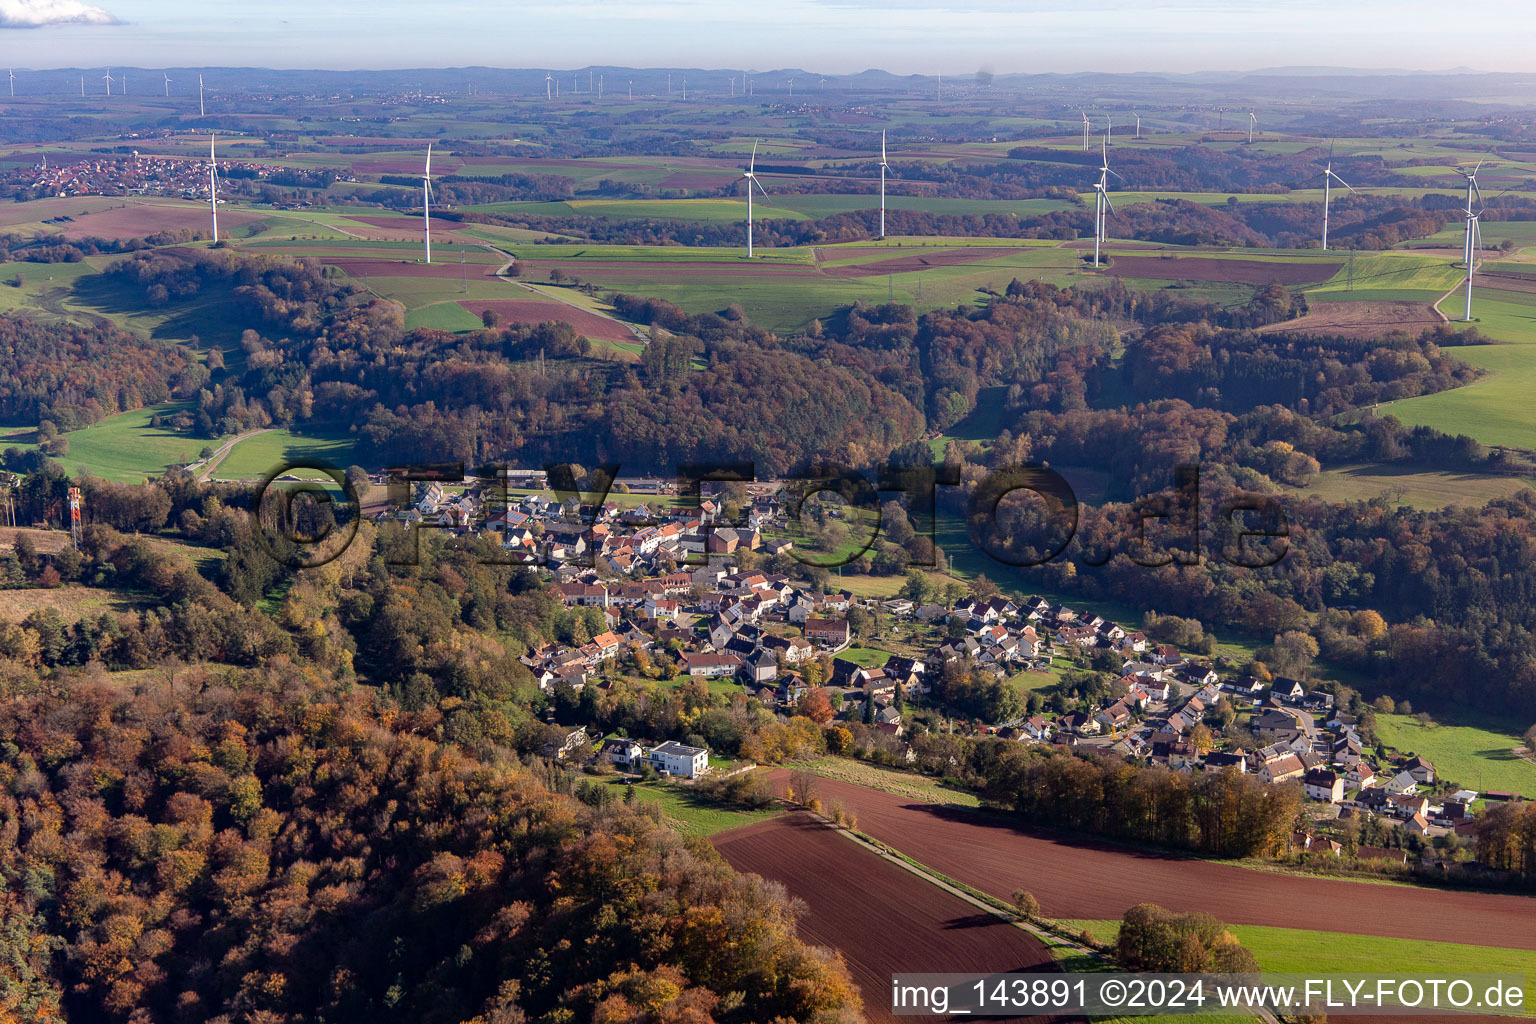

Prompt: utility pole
xmin=68 ymin=486 xmax=82 ymax=552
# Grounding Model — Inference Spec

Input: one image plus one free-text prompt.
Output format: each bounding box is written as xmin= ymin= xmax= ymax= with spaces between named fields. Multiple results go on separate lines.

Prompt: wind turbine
xmin=730 ymin=76 xmax=736 ymax=96
xmin=1135 ymin=112 xmax=1141 ymax=139
xmin=787 ymin=77 xmax=793 ymax=97
xmin=80 ymin=76 xmax=84 ymax=98
xmin=879 ymin=129 xmax=890 ymax=238
xmin=1298 ymin=146 xmax=1356 ymax=251
xmin=421 ymin=144 xmax=435 ymax=264
xmin=739 ymin=140 xmax=769 ymax=257
xmin=598 ymin=74 xmax=603 ymax=99
xmin=1105 ymin=114 xmax=1112 ymax=145
xmin=628 ymin=80 xmax=632 ymax=101
xmin=1091 ymin=137 xmax=1121 ymax=268
xmin=163 ymin=72 xmax=172 ymax=97
xmin=7 ymin=70 xmax=13 ymax=98
xmin=1081 ymin=111 xmax=1089 ymax=152
xmin=1458 ymin=158 xmax=1487 ymax=321
xmin=936 ymin=72 xmax=941 ymax=101
xmin=545 ymin=73 xmax=552 ymax=100
xmin=103 ymin=70 xmax=112 ymax=96
xmin=1248 ymin=111 xmax=1257 ymax=144
xmin=682 ymin=77 xmax=687 ymax=101
xmin=198 ymin=74 xmax=205 ymax=116
xmin=207 ymin=134 xmax=219 ymax=243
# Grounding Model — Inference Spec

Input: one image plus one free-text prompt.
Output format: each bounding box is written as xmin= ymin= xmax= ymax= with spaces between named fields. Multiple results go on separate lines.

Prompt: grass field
xmin=1373 ymin=710 xmax=1535 ymax=796
xmin=1297 ymin=465 xmax=1533 ymax=509
xmin=604 ymin=775 xmax=782 ymax=836
xmin=212 ymin=429 xmax=360 ymax=480
xmin=1060 ymin=919 xmax=1536 ymax=990
xmin=0 ymin=584 xmax=154 ymax=623
xmin=49 ymin=404 xmax=229 ymax=483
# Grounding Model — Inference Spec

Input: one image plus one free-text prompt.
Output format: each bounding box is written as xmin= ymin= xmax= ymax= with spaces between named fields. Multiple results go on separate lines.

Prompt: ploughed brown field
xmin=456 ymin=299 xmax=637 ymax=344
xmin=344 ymin=215 xmax=489 ymax=239
xmin=1104 ymin=254 xmax=1343 ymax=286
xmin=714 ymin=813 xmax=1073 ymax=1024
xmin=56 ymin=202 xmax=261 ymax=240
xmin=516 ymin=259 xmax=816 ymax=278
xmin=1257 ymin=300 xmax=1446 ymax=338
xmin=821 ymin=246 xmax=1030 ymax=277
xmin=326 ymin=258 xmax=499 ymax=280
xmin=767 ymin=771 xmax=1536 ymax=951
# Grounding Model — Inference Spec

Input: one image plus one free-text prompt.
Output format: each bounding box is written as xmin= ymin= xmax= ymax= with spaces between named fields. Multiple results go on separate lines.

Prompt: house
xmin=1383 ymin=771 xmax=1419 ymax=796
xmin=1303 ymin=768 xmax=1344 ymax=803
xmin=684 ymin=652 xmax=742 ymax=678
xmin=1260 ymin=753 xmax=1306 ymax=784
xmin=1020 ymin=715 xmax=1053 ymax=742
xmin=1404 ymin=756 xmax=1437 ymax=785
xmin=1061 ymin=710 xmax=1101 ymax=736
xmin=647 ymin=741 xmax=709 ymax=778
xmin=1346 ymin=762 xmax=1378 ymax=789
xmin=601 ymin=737 xmax=645 ymax=769
xmin=804 ymin=618 xmax=851 ymax=649
xmin=740 ymin=650 xmax=778 ymax=686
xmin=1094 ymin=700 xmax=1133 ymax=734
xmin=1387 ymin=793 xmax=1430 ymax=819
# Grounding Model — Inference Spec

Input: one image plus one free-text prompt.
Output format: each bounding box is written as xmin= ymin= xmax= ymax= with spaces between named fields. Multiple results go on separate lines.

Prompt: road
xmin=185 ymin=428 xmax=272 ymax=481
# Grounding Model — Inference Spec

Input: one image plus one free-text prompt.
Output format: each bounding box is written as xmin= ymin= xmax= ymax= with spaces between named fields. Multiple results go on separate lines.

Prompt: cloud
xmin=0 ymin=0 xmax=119 ymax=28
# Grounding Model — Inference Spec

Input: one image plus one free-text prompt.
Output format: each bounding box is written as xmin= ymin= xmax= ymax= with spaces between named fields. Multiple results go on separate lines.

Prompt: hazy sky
xmin=0 ymin=0 xmax=1526 ymax=74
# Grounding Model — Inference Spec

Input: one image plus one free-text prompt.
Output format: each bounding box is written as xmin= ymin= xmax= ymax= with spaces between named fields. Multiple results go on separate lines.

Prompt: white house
xmin=648 ymin=741 xmax=710 ymax=778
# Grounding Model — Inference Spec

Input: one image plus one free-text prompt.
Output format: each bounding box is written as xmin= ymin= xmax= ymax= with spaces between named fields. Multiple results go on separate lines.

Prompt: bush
xmin=1116 ymin=902 xmax=1258 ymax=974
xmin=1011 ymin=889 xmax=1040 ymax=921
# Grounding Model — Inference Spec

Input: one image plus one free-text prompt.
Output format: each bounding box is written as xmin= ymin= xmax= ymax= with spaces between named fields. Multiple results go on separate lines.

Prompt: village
xmin=393 ymin=472 xmax=1504 ymax=866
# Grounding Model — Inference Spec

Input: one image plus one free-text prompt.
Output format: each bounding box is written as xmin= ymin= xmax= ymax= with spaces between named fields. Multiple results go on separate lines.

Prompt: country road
xmin=186 ymin=428 xmax=273 ymax=481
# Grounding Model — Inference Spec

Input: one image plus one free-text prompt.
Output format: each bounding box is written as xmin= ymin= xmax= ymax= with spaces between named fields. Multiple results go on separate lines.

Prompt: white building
xmin=648 ymin=741 xmax=710 ymax=778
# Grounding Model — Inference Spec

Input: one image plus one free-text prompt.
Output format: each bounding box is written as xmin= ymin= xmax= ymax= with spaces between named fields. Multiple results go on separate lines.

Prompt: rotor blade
xmin=1103 ymin=192 xmax=1116 ymax=217
xmin=1472 ymin=179 xmax=1484 ymax=205
xmin=882 ymin=129 xmax=886 ymax=163
xmin=750 ymin=138 xmax=758 ymax=174
xmin=754 ymin=177 xmax=770 ymax=201
xmin=1107 ymin=167 xmax=1125 ymax=182
xmin=1331 ymin=170 xmax=1357 ymax=195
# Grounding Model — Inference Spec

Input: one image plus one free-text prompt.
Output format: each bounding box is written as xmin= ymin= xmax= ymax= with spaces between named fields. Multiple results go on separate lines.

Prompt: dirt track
xmin=715 ymin=813 xmax=1072 ymax=1024
xmin=768 ymin=772 xmax=1536 ymax=951
xmin=325 ymin=258 xmax=498 ymax=280
xmin=822 ymin=246 xmax=1030 ymax=278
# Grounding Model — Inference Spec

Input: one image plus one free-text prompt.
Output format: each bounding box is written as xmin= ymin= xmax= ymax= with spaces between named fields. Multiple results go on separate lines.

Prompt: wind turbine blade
xmin=1472 ymin=179 xmax=1484 ymax=205
xmin=426 ymin=143 xmax=432 ymax=177
xmin=882 ymin=129 xmax=886 ymax=164
xmin=750 ymin=138 xmax=757 ymax=174
xmin=1103 ymin=193 xmax=1116 ymax=216
xmin=1107 ymin=167 xmax=1125 ymax=182
xmin=754 ymin=178 xmax=770 ymax=200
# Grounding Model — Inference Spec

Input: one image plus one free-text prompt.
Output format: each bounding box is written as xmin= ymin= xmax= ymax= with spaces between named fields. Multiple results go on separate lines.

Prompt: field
xmin=458 ymin=298 xmax=639 ymax=345
xmin=211 ymin=429 xmax=360 ymax=480
xmin=1103 ymin=253 xmax=1342 ymax=286
xmin=765 ymin=770 xmax=1536 ymax=952
xmin=0 ymin=584 xmax=153 ymax=623
xmin=714 ymin=813 xmax=1065 ymax=1024
xmin=1061 ymin=918 xmax=1536 ymax=985
xmin=1258 ymin=299 xmax=1446 ymax=338
xmin=1295 ymin=465 xmax=1533 ymax=510
xmin=37 ymin=404 xmax=227 ymax=484
xmin=605 ymin=776 xmax=782 ymax=836
xmin=1373 ymin=711 xmax=1536 ymax=797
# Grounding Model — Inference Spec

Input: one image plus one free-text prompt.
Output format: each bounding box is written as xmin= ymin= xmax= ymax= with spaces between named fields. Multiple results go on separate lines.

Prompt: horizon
xmin=2 ymin=0 xmax=1534 ymax=77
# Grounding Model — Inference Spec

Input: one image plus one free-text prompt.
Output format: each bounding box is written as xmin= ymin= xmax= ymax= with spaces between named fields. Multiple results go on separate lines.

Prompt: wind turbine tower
xmin=1248 ymin=112 xmax=1257 ymax=144
xmin=421 ymin=144 xmax=434 ymax=264
xmin=1305 ymin=149 xmax=1356 ymax=251
xmin=1091 ymin=137 xmax=1120 ymax=268
xmin=163 ymin=72 xmax=171 ymax=97
xmin=1105 ymin=115 xmax=1112 ymax=145
xmin=1081 ymin=112 xmax=1089 ymax=151
xmin=8 ymin=70 xmax=13 ymax=98
xmin=1135 ymin=113 xmax=1141 ymax=139
xmin=208 ymin=135 xmax=219 ymax=242
xmin=739 ymin=140 xmax=768 ymax=257
xmin=1459 ymin=159 xmax=1486 ymax=321
xmin=879 ymin=129 xmax=890 ymax=238
xmin=545 ymin=73 xmax=552 ymax=100
xmin=103 ymin=70 xmax=112 ymax=96
xmin=198 ymin=74 xmax=205 ymax=116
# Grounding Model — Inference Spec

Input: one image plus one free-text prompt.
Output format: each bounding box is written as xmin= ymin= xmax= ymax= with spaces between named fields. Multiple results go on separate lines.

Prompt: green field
xmin=801 ymin=757 xmax=981 ymax=808
xmin=1062 ymin=919 xmax=1536 ymax=994
xmin=605 ymin=775 xmax=782 ymax=836
xmin=211 ymin=429 xmax=360 ymax=480
xmin=1373 ymin=711 xmax=1535 ymax=796
xmin=41 ymin=404 xmax=229 ymax=483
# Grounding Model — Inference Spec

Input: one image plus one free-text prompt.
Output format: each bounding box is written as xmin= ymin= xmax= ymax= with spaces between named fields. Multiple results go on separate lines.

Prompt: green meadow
xmin=1372 ymin=710 xmax=1535 ymax=796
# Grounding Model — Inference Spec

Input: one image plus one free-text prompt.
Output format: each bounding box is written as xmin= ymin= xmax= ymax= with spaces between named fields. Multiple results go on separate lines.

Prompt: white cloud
xmin=0 ymin=0 xmax=119 ymax=28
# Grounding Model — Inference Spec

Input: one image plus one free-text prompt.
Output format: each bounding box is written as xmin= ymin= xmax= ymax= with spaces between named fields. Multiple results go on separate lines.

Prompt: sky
xmin=0 ymin=0 xmax=1530 ymax=75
